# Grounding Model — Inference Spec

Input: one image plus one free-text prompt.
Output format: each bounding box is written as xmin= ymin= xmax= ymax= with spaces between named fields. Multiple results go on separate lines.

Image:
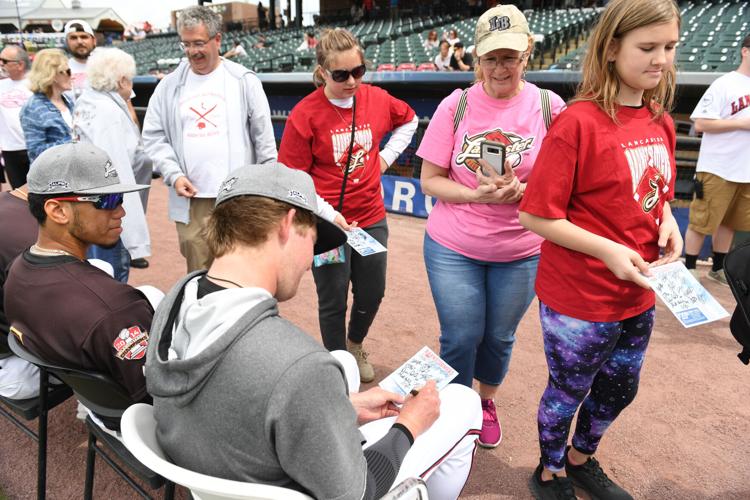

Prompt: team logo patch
xmin=113 ymin=326 xmax=149 ymax=361
xmin=46 ymin=180 xmax=70 ymax=191
xmin=220 ymin=176 xmax=238 ymax=192
xmin=331 ymin=124 xmax=373 ymax=174
xmin=103 ymin=160 xmax=118 ymax=178
xmin=455 ymin=128 xmax=534 ymax=173
xmin=622 ymin=137 xmax=672 ymax=220
xmin=287 ymin=189 xmax=308 ymax=204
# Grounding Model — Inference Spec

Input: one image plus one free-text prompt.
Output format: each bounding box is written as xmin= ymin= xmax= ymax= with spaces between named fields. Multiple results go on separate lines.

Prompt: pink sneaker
xmin=478 ymin=398 xmax=502 ymax=448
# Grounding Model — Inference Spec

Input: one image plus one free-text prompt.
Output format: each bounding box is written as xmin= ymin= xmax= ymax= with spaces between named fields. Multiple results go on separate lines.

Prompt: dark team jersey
xmin=0 ymin=192 xmax=37 ymax=340
xmin=4 ymin=251 xmax=154 ymax=402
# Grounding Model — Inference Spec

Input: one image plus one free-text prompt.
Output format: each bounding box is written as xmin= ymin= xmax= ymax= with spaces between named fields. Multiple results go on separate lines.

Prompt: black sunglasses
xmin=59 ymin=68 xmax=71 ymax=76
xmin=0 ymin=58 xmax=19 ymax=64
xmin=53 ymin=193 xmax=125 ymax=210
xmin=327 ymin=64 xmax=366 ymax=83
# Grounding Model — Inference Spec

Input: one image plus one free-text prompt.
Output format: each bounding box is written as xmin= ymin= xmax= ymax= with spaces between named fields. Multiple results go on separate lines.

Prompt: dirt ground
xmin=0 ymin=179 xmax=748 ymax=499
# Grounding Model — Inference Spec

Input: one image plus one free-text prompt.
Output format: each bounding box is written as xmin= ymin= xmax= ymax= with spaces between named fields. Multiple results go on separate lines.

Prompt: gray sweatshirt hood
xmin=145 ymin=271 xmax=278 ymax=407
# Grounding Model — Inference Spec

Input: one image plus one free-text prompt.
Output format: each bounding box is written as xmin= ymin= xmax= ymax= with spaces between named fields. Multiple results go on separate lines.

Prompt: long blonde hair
xmin=575 ymin=0 xmax=680 ymax=122
xmin=28 ymin=48 xmax=68 ymax=96
xmin=312 ymin=28 xmax=365 ymax=87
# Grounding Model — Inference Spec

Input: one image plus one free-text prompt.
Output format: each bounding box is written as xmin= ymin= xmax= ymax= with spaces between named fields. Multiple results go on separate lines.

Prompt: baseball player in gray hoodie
xmin=146 ymin=163 xmax=482 ymax=499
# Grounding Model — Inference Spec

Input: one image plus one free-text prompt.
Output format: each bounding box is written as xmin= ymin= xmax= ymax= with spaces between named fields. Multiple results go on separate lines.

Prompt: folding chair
xmin=122 ymin=403 xmax=430 ymax=500
xmin=8 ymin=335 xmax=174 ymax=500
xmin=0 ymin=334 xmax=72 ymax=500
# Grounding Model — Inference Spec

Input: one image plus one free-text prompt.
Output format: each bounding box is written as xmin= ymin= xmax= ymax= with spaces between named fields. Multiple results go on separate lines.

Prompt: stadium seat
xmin=7 ymin=335 xmax=175 ymax=500
xmin=396 ymin=63 xmax=417 ymax=71
xmin=417 ymin=62 xmax=436 ymax=71
xmin=0 ymin=334 xmax=72 ymax=500
xmin=377 ymin=63 xmax=396 ymax=72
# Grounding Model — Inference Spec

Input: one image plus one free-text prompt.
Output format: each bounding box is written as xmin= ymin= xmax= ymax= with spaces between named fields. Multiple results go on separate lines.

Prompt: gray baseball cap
xmin=215 ymin=163 xmax=347 ymax=255
xmin=27 ymin=142 xmax=150 ymax=195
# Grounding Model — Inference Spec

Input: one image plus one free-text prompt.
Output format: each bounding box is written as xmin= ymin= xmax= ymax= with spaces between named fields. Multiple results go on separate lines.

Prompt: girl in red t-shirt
xmin=279 ymin=28 xmax=417 ymax=383
xmin=519 ymin=1 xmax=683 ymax=499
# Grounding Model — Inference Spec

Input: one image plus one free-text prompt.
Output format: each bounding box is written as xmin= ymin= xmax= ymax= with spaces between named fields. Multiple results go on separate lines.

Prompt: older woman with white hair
xmin=73 ymin=47 xmax=151 ymax=282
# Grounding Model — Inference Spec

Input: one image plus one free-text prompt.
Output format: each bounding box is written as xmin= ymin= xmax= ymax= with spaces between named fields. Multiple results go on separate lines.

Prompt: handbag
xmin=313 ymin=96 xmax=357 ymax=267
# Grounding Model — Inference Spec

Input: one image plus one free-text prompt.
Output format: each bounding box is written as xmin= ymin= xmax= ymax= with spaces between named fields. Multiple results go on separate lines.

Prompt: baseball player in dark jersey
xmin=4 ymin=142 xmax=153 ymax=429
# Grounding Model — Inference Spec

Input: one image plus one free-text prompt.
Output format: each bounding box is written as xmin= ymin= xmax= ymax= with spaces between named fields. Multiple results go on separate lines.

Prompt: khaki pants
xmin=175 ymin=197 xmax=215 ymax=273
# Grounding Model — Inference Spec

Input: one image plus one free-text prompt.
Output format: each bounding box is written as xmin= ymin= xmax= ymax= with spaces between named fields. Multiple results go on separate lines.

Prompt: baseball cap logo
xmin=287 ymin=189 xmax=308 ymax=204
xmin=220 ymin=176 xmax=238 ymax=192
xmin=103 ymin=160 xmax=118 ymax=178
xmin=488 ymin=15 xmax=512 ymax=32
xmin=46 ymin=180 xmax=70 ymax=191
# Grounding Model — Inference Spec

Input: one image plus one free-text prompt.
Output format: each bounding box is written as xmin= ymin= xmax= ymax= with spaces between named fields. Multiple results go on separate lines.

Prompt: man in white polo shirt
xmin=684 ymin=34 xmax=750 ymax=284
xmin=143 ymin=5 xmax=278 ymax=272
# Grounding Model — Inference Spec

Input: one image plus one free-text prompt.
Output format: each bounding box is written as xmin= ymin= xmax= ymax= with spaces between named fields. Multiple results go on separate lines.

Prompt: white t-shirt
xmin=690 ymin=71 xmax=750 ymax=182
xmin=68 ymin=57 xmax=88 ymax=101
xmin=180 ymin=62 xmax=245 ymax=197
xmin=434 ymin=53 xmax=451 ymax=71
xmin=0 ymin=77 xmax=32 ymax=150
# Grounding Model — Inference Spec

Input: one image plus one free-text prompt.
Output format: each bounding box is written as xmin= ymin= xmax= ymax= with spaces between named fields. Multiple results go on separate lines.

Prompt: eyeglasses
xmin=326 ymin=64 xmax=366 ymax=83
xmin=58 ymin=68 xmax=72 ymax=76
xmin=179 ymin=39 xmax=212 ymax=51
xmin=53 ymin=193 xmax=125 ymax=210
xmin=0 ymin=58 xmax=20 ymax=64
xmin=479 ymin=54 xmax=528 ymax=70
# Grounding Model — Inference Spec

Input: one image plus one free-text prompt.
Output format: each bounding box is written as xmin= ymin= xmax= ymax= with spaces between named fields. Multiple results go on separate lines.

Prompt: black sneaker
xmin=565 ymin=448 xmax=632 ymax=500
xmin=131 ymin=258 xmax=150 ymax=269
xmin=530 ymin=462 xmax=577 ymax=500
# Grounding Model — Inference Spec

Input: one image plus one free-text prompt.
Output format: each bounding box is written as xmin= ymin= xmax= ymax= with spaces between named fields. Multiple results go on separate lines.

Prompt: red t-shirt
xmin=520 ymin=101 xmax=676 ymax=322
xmin=279 ymin=84 xmax=415 ymax=227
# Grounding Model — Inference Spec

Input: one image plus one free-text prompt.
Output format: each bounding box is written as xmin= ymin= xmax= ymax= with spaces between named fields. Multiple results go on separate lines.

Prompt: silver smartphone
xmin=480 ymin=141 xmax=506 ymax=176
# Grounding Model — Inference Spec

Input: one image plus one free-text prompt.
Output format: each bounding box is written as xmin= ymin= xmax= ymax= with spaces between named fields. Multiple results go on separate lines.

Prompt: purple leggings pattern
xmin=537 ymin=302 xmax=654 ymax=471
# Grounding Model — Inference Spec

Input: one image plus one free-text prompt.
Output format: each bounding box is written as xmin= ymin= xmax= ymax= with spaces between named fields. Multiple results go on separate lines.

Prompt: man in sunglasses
xmin=4 ymin=142 xmax=155 ymax=430
xmin=0 ymin=44 xmax=32 ymax=189
xmin=143 ymin=5 xmax=277 ymax=273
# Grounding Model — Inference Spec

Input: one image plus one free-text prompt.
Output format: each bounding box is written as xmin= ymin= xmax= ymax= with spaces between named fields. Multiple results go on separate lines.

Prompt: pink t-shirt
xmin=417 ymin=82 xmax=566 ymax=262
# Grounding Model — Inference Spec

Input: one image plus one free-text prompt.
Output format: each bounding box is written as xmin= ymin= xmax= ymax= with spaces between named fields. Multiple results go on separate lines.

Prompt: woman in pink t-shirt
xmin=416 ymin=5 xmax=564 ymax=449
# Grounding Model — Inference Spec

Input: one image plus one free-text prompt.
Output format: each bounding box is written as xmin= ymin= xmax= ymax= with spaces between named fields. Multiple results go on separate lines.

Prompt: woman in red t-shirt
xmin=279 ymin=28 xmax=417 ymax=383
xmin=519 ymin=0 xmax=683 ymax=499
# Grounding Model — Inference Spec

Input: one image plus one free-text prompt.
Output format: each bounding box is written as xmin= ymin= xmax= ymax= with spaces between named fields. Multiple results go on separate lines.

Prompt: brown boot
xmin=347 ymin=341 xmax=375 ymax=383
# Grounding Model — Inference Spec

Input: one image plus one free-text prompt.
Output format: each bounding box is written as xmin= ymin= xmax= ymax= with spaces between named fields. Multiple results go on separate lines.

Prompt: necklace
xmin=30 ymin=244 xmax=77 ymax=258
xmin=206 ymin=274 xmax=244 ymax=288
xmin=10 ymin=188 xmax=27 ymax=201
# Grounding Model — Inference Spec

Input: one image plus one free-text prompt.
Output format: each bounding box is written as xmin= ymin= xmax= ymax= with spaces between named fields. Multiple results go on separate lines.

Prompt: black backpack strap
xmin=539 ymin=88 xmax=552 ymax=131
xmin=452 ymin=87 xmax=470 ymax=135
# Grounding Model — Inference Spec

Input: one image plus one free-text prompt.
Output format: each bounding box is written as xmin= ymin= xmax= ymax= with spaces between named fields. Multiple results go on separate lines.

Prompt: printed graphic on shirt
xmin=0 ymin=88 xmax=30 ymax=108
xmin=730 ymin=94 xmax=750 ymax=115
xmin=181 ymin=93 xmax=226 ymax=138
xmin=622 ymin=137 xmax=671 ymax=221
xmin=331 ymin=124 xmax=373 ymax=174
xmin=455 ymin=128 xmax=534 ymax=173
xmin=113 ymin=326 xmax=149 ymax=361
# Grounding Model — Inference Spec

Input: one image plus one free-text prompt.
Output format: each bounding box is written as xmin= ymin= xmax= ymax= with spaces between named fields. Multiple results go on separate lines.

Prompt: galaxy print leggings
xmin=537 ymin=302 xmax=655 ymax=471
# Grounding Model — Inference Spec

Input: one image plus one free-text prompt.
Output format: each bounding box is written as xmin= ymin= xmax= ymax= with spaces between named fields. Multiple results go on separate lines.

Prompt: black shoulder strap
xmin=452 ymin=88 xmax=470 ymax=134
xmin=337 ymin=96 xmax=357 ymax=212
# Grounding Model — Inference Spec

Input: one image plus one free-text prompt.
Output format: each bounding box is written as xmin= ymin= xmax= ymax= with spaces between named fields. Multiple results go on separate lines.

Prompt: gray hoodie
xmin=146 ymin=272 xmax=372 ymax=499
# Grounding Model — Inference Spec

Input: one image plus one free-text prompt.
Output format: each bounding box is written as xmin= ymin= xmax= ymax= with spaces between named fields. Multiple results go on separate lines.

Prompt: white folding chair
xmin=120 ymin=403 xmax=313 ymax=500
xmin=121 ymin=403 xmax=429 ymax=500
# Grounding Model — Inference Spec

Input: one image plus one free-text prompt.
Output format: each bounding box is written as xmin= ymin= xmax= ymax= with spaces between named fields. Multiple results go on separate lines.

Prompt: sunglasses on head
xmin=326 ymin=64 xmax=366 ymax=83
xmin=0 ymin=58 xmax=19 ymax=64
xmin=53 ymin=193 xmax=124 ymax=210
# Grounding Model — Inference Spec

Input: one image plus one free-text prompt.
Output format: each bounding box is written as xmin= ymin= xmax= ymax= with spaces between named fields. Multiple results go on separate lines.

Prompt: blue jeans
xmin=423 ymin=233 xmax=538 ymax=387
xmin=87 ymin=238 xmax=131 ymax=283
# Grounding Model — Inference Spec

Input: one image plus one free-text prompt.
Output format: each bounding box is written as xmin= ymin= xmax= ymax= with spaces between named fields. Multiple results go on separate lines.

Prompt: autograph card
xmin=347 ymin=227 xmax=387 ymax=256
xmin=646 ymin=261 xmax=729 ymax=328
xmin=379 ymin=346 xmax=458 ymax=396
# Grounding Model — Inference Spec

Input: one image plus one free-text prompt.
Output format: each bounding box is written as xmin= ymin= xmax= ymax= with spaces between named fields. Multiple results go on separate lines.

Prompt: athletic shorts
xmin=688 ymin=171 xmax=750 ymax=234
